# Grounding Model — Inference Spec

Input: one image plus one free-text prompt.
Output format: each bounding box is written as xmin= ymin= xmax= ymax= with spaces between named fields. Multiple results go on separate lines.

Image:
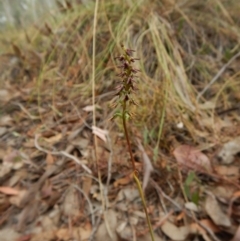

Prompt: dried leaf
xmin=0 ymin=90 xmax=12 ymax=103
xmin=218 ymin=136 xmax=240 ymax=164
xmin=161 ymin=219 xmax=190 ymax=240
xmin=200 ymin=219 xmax=220 ymax=233
xmin=184 ymin=202 xmax=199 ymax=212
xmin=92 ymin=126 xmax=108 ymax=142
xmin=136 ymin=138 xmax=153 ymax=191
xmin=0 ymin=186 xmax=20 ymax=195
xmin=113 ymin=174 xmax=132 ymax=187
xmin=46 ymin=153 xmax=55 ymax=166
xmin=41 ymin=181 xmax=53 ymax=198
xmin=138 ymin=233 xmax=163 ymax=241
xmin=0 ymin=163 xmax=12 ymax=179
xmin=62 ymin=186 xmax=79 ymax=217
xmin=3 ymin=149 xmax=21 ymax=163
xmin=212 ymin=185 xmax=236 ymax=200
xmin=9 ymin=190 xmax=29 ymax=207
xmin=215 ymin=165 xmax=239 ymax=179
xmin=232 ymin=225 xmax=240 ymax=241
xmin=115 ymin=187 xmax=139 ymax=203
xmin=82 ymin=176 xmax=92 ymax=197
xmin=43 ymin=133 xmax=62 ymax=144
xmin=96 ymin=209 xmax=118 ymax=241
xmin=16 ymin=234 xmax=32 ymax=241
xmin=56 ymin=224 xmax=91 ymax=240
xmin=0 ymin=127 xmax=7 ymax=136
xmin=205 ymin=194 xmax=231 ymax=227
xmin=190 ymin=219 xmax=220 ymax=241
xmin=173 ymin=145 xmax=212 ymax=172
xmin=30 ymin=231 xmax=55 ymax=241
xmin=116 ymin=221 xmax=132 ymax=240
xmin=0 ymin=115 xmax=13 ymax=126
xmin=83 ymin=105 xmax=95 ymax=112
xmin=0 ymin=228 xmax=21 ymax=241
xmin=17 ymin=201 xmax=39 ymax=231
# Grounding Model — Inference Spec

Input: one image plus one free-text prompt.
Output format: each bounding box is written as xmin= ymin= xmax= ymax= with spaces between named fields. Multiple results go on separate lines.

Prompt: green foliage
xmin=184 ymin=171 xmax=200 ymax=205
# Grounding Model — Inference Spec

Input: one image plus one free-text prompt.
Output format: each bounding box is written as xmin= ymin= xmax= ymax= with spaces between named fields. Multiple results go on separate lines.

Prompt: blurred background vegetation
xmin=0 ymin=0 xmax=240 ymax=157
xmin=0 ymin=0 xmax=87 ymax=29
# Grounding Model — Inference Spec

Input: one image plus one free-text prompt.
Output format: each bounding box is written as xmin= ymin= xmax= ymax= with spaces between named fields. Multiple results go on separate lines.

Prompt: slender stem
xmin=122 ymin=107 xmax=136 ymax=171
xmin=133 ymin=172 xmax=155 ymax=241
xmin=115 ymin=45 xmax=154 ymax=241
xmin=122 ymin=102 xmax=155 ymax=241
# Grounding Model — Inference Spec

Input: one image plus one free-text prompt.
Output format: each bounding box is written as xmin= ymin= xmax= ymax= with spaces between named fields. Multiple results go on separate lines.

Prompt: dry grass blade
xmin=136 ymin=138 xmax=153 ymax=192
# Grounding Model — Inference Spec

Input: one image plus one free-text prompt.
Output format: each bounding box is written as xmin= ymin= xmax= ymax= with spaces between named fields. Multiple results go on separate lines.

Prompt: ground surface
xmin=0 ymin=1 xmax=240 ymax=241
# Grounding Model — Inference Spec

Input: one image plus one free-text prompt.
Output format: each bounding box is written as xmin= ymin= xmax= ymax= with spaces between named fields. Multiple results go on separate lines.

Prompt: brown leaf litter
xmin=1 ymin=1 xmax=240 ymax=241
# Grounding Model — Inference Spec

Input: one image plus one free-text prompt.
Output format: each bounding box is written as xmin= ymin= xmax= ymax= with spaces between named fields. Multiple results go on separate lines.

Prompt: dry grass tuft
xmin=1 ymin=0 xmax=240 ymax=159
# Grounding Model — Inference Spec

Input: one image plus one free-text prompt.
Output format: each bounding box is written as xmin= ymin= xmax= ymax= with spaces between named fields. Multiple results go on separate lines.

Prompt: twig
xmin=106 ymin=134 xmax=113 ymax=199
xmin=197 ymin=51 xmax=240 ymax=101
xmin=34 ymin=134 xmax=92 ymax=174
xmin=73 ymin=185 xmax=95 ymax=226
xmin=89 ymin=210 xmax=103 ymax=241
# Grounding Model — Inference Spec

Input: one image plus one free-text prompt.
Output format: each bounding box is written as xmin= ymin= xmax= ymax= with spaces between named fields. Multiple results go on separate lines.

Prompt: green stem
xmin=133 ymin=172 xmax=155 ymax=241
xmin=122 ymin=103 xmax=155 ymax=241
xmin=122 ymin=104 xmax=136 ymax=171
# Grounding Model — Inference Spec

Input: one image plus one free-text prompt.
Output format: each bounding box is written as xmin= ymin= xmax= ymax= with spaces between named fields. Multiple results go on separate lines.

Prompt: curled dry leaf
xmin=173 ymin=145 xmax=212 ymax=172
xmin=43 ymin=133 xmax=62 ymax=144
xmin=205 ymin=194 xmax=231 ymax=227
xmin=161 ymin=219 xmax=190 ymax=241
xmin=92 ymin=126 xmax=108 ymax=142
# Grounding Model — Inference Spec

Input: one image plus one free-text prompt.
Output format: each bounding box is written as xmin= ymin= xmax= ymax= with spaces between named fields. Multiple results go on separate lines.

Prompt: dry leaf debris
xmin=0 ymin=1 xmax=240 ymax=241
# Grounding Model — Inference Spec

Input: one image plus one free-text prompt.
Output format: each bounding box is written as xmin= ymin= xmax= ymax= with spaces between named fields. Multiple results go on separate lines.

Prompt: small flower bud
xmin=126 ymin=49 xmax=135 ymax=56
